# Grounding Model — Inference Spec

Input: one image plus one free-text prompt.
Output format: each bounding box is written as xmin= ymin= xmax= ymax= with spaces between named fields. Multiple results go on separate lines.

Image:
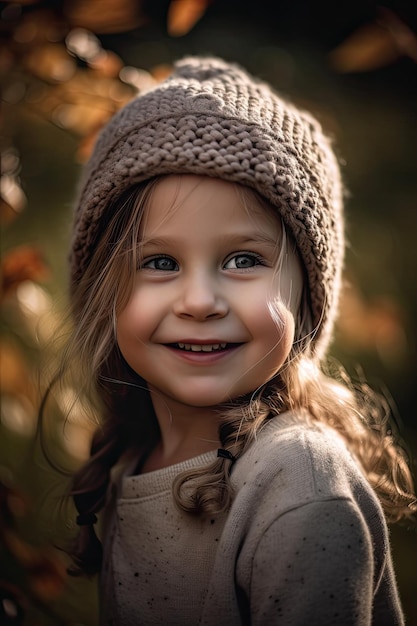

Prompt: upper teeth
xmin=177 ymin=343 xmax=227 ymax=352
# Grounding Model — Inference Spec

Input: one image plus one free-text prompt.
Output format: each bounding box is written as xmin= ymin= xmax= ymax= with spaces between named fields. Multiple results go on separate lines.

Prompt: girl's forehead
xmin=140 ymin=174 xmax=282 ymax=238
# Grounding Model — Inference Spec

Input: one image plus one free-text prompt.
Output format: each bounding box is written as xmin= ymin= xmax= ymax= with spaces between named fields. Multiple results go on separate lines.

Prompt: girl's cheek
xmin=267 ymin=303 xmax=296 ymax=358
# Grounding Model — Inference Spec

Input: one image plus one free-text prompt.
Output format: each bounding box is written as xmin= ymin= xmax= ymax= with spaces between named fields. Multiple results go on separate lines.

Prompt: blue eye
xmin=142 ymin=256 xmax=179 ymax=271
xmin=224 ymin=253 xmax=264 ymax=269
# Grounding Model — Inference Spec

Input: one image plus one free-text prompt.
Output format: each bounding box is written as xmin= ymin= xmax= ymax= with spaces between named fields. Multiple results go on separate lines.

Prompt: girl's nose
xmin=172 ymin=272 xmax=229 ymax=320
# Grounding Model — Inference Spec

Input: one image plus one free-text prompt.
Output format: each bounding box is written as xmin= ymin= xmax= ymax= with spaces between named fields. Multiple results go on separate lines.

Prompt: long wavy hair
xmin=49 ymin=175 xmax=416 ymax=576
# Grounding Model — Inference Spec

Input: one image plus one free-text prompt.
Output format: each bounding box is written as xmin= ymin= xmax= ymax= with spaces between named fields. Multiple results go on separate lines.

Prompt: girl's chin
xmin=152 ymin=386 xmax=260 ymax=411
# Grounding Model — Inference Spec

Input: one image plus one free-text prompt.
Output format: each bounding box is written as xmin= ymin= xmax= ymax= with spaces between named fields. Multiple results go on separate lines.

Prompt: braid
xmin=68 ymin=419 xmax=126 ymax=576
xmin=172 ymin=384 xmax=277 ymax=516
xmin=68 ymin=362 xmax=159 ymax=576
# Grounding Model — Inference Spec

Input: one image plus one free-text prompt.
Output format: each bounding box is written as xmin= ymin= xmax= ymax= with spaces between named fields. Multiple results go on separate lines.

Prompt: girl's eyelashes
xmin=139 ymin=252 xmax=267 ymax=272
xmin=141 ymin=255 xmax=179 ymax=271
xmin=223 ymin=252 xmax=267 ymax=270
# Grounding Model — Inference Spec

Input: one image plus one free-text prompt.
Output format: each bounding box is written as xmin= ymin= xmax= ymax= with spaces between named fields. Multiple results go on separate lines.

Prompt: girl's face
xmin=116 ymin=175 xmax=302 ymax=413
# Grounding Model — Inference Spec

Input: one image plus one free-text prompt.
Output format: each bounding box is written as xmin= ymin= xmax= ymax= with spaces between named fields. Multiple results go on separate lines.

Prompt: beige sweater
xmin=100 ymin=412 xmax=404 ymax=625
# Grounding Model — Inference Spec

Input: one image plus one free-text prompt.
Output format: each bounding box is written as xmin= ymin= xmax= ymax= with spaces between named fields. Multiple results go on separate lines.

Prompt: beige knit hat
xmin=70 ymin=55 xmax=344 ymax=356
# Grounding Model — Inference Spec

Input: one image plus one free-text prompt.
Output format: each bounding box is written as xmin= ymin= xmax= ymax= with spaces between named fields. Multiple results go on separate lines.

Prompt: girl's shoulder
xmin=231 ymin=410 xmax=378 ymax=515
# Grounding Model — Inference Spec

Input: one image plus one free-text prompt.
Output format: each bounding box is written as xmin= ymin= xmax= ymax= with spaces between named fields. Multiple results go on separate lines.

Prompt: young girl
xmin=59 ymin=56 xmax=416 ymax=624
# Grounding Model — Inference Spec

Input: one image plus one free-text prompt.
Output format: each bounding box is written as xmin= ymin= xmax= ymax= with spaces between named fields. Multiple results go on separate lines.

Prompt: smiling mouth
xmin=168 ymin=343 xmax=240 ymax=352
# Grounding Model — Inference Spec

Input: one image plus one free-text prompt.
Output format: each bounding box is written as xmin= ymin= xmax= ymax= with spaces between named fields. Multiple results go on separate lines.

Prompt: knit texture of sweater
xmin=100 ymin=412 xmax=404 ymax=625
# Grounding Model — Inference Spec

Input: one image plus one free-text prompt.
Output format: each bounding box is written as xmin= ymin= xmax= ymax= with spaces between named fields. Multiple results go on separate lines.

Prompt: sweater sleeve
xmin=248 ymin=497 xmax=403 ymax=626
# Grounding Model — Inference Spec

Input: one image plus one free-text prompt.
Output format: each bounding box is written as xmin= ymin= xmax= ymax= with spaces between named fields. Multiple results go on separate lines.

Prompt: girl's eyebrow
xmin=234 ymin=234 xmax=278 ymax=246
xmin=140 ymin=232 xmax=278 ymax=248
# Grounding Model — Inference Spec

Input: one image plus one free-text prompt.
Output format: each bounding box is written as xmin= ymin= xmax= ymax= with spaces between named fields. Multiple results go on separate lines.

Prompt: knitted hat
xmin=70 ymin=55 xmax=344 ymax=357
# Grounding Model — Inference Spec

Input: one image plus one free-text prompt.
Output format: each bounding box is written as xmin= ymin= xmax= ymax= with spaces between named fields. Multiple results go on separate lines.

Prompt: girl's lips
xmin=164 ymin=342 xmax=242 ymax=363
xmin=176 ymin=342 xmax=227 ymax=352
xmin=167 ymin=341 xmax=241 ymax=352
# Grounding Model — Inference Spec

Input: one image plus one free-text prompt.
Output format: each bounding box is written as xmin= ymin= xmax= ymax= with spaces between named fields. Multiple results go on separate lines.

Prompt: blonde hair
xmin=57 ymin=176 xmax=416 ymax=576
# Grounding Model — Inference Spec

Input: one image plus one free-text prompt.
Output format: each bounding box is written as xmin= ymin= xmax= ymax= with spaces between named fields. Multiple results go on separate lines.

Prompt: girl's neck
xmin=141 ymin=389 xmax=220 ymax=473
xmin=140 ymin=438 xmax=217 ymax=473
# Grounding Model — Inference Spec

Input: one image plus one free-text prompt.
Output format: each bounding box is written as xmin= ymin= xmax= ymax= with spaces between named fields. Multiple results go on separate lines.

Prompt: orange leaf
xmin=0 ymin=196 xmax=22 ymax=225
xmin=13 ymin=9 xmax=60 ymax=46
xmin=30 ymin=69 xmax=135 ymax=137
xmin=150 ymin=63 xmax=174 ymax=82
xmin=0 ymin=339 xmax=36 ymax=403
xmin=28 ymin=555 xmax=67 ymax=600
xmin=3 ymin=530 xmax=67 ymax=600
xmin=167 ymin=0 xmax=210 ymax=37
xmin=64 ymin=0 xmax=146 ymax=34
xmin=329 ymin=21 xmax=401 ymax=72
xmin=88 ymin=50 xmax=124 ymax=78
xmin=3 ymin=528 xmax=38 ymax=566
xmin=1 ymin=246 xmax=49 ymax=298
xmin=330 ymin=8 xmax=417 ymax=73
xmin=23 ymin=43 xmax=76 ymax=82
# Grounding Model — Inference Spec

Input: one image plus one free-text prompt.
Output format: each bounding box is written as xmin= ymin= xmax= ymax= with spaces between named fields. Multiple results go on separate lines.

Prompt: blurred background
xmin=1 ymin=0 xmax=417 ymax=624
